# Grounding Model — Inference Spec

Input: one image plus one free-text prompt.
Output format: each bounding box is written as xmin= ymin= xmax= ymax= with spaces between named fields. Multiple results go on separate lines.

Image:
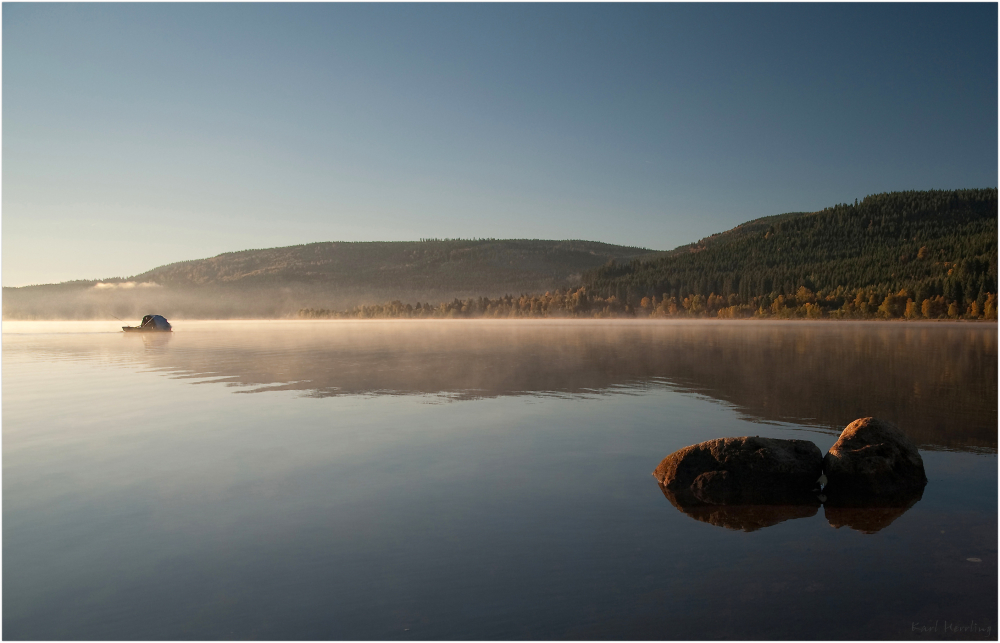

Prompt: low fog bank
xmin=1 ymin=283 xmax=505 ymax=320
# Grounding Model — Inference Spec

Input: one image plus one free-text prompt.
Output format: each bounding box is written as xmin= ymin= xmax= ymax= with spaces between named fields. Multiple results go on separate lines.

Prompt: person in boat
xmin=139 ymin=314 xmax=172 ymax=331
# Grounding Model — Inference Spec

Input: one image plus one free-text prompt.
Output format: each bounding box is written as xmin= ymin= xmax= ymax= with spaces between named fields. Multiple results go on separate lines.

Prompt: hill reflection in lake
xmin=7 ymin=320 xmax=996 ymax=452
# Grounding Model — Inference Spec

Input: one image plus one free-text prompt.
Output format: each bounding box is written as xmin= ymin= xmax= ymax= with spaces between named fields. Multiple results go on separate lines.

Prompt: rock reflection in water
xmin=658 ymin=483 xmax=821 ymax=532
xmin=659 ymin=481 xmax=924 ymax=533
xmin=823 ymin=484 xmax=925 ymax=534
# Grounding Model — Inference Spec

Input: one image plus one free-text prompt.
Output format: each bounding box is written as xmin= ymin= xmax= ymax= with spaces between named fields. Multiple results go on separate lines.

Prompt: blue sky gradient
xmin=4 ymin=3 xmax=997 ymax=286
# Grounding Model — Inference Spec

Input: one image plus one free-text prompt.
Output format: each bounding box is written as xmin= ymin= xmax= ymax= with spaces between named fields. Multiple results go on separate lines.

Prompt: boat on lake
xmin=123 ymin=314 xmax=172 ymax=332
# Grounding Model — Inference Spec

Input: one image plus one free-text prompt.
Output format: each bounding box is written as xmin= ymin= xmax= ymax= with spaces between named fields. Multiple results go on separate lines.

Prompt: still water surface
xmin=3 ymin=320 xmax=996 ymax=639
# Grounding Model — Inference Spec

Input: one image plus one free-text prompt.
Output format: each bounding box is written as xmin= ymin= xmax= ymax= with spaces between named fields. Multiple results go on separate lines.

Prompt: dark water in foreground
xmin=3 ymin=320 xmax=996 ymax=640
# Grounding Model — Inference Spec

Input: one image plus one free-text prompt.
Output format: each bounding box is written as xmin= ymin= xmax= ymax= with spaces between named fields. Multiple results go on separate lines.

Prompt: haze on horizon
xmin=4 ymin=3 xmax=997 ymax=287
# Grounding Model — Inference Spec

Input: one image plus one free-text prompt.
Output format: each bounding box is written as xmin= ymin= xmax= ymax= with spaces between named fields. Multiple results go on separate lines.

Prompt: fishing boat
xmin=123 ymin=314 xmax=172 ymax=332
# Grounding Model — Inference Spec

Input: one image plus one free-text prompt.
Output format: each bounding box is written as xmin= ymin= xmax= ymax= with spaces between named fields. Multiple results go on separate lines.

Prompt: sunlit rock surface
xmin=653 ymin=436 xmax=823 ymax=505
xmin=823 ymin=417 xmax=927 ymax=494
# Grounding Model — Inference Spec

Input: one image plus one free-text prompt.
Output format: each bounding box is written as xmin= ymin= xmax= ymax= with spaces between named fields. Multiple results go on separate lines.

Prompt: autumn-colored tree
xmin=985 ymin=294 xmax=997 ymax=319
xmin=921 ymin=296 xmax=947 ymax=319
xmin=878 ymin=290 xmax=908 ymax=319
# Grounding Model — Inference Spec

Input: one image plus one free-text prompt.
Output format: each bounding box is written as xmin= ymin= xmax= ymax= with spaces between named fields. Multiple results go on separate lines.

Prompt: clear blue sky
xmin=4 ymin=3 xmax=997 ymax=286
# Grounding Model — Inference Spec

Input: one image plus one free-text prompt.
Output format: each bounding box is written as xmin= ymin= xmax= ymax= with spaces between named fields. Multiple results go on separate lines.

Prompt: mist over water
xmin=2 ymin=284 xmax=404 ymax=320
xmin=3 ymin=320 xmax=996 ymax=639
xmin=7 ymin=320 xmax=995 ymax=450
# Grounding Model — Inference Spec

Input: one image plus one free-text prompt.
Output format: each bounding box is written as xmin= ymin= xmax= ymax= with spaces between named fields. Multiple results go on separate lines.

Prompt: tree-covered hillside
xmin=133 ymin=239 xmax=652 ymax=292
xmin=301 ymin=189 xmax=997 ymax=321
xmin=2 ymin=239 xmax=652 ymax=319
xmin=586 ymin=189 xmax=997 ymax=310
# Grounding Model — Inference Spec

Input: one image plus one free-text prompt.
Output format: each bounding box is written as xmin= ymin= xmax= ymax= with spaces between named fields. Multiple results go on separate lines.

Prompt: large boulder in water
xmin=822 ymin=417 xmax=927 ymax=494
xmin=653 ymin=436 xmax=823 ymax=506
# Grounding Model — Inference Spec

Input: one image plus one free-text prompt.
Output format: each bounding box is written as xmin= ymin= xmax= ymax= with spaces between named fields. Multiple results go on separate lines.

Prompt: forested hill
xmin=586 ymin=189 xmax=997 ymax=308
xmin=3 ymin=239 xmax=653 ymax=319
xmin=132 ymin=239 xmax=653 ymax=291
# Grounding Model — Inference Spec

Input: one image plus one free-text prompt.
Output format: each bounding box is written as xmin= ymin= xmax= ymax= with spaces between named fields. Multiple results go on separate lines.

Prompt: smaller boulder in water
xmin=823 ymin=417 xmax=927 ymax=494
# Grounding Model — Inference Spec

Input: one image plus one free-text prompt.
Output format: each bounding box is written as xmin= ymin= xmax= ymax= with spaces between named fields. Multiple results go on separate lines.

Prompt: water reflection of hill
xmin=15 ymin=320 xmax=996 ymax=452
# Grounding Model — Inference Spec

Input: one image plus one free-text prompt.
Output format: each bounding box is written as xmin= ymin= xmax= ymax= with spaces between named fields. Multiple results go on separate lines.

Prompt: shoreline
xmin=3 ymin=317 xmax=997 ymax=326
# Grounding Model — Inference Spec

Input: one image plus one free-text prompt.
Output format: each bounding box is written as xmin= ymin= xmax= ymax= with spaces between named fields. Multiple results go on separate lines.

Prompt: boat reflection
xmin=136 ymin=332 xmax=173 ymax=349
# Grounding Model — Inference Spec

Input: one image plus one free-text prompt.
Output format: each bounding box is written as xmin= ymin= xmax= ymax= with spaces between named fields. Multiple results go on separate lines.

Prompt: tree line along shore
xmin=298 ymin=286 xmax=997 ymax=321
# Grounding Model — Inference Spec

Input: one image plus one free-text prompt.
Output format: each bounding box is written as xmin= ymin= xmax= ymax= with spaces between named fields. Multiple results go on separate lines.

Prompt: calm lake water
xmin=3 ymin=320 xmax=996 ymax=640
